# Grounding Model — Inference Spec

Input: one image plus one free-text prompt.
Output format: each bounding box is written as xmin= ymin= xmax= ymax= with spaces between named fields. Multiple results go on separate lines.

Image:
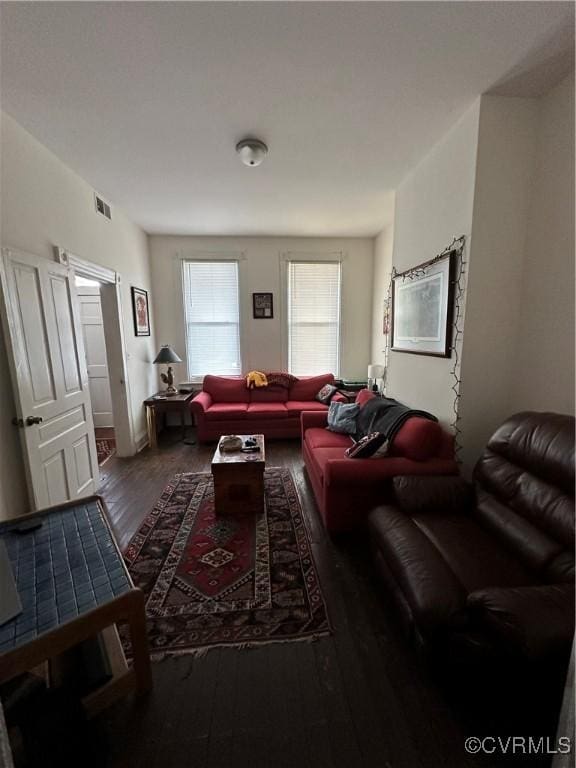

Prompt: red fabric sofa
xmin=191 ymin=373 xmax=340 ymax=442
xmin=302 ymin=390 xmax=458 ymax=532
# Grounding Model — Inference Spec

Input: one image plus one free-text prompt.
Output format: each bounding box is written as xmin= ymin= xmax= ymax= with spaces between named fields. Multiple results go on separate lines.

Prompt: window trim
xmin=179 ymin=253 xmax=245 ymax=381
xmin=280 ymin=251 xmax=344 ymax=377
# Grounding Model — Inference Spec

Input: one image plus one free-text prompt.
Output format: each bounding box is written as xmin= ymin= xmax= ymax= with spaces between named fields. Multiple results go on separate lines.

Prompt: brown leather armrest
xmin=392 ymin=475 xmax=473 ymax=515
xmin=467 ymin=583 xmax=575 ymax=661
xmin=369 ymin=505 xmax=467 ymax=632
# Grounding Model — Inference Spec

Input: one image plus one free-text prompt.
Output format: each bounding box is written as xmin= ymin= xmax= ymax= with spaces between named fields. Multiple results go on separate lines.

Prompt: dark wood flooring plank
xmin=313 ymin=639 xmax=367 ymax=768
xmin=260 ymin=643 xmax=313 ymax=768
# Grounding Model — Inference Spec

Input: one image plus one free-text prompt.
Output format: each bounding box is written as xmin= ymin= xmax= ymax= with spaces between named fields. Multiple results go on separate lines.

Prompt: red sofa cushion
xmin=246 ymin=403 xmax=289 ymax=419
xmin=286 ymin=400 xmax=329 ymax=414
xmin=289 ymin=374 xmax=334 ymax=401
xmin=205 ymin=403 xmax=248 ymax=421
xmin=391 ymin=417 xmax=443 ymax=461
xmin=308 ymin=447 xmax=348 ymax=478
xmin=305 ymin=428 xmax=353 ymax=451
xmin=250 ymin=386 xmax=289 ymax=403
xmin=203 ymin=375 xmax=250 ymax=403
xmin=356 ymin=389 xmax=377 ymax=407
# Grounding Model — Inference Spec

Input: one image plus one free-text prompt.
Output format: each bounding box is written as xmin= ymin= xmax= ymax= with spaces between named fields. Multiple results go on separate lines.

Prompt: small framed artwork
xmin=391 ymin=252 xmax=455 ymax=357
xmin=131 ymin=286 xmax=151 ymax=336
xmin=253 ymin=292 xmax=273 ymax=319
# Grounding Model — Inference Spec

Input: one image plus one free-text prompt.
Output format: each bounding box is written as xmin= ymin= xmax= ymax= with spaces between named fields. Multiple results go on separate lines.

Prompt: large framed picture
xmin=391 ymin=252 xmax=455 ymax=357
xmin=131 ymin=286 xmax=150 ymax=336
xmin=252 ymin=292 xmax=273 ymax=319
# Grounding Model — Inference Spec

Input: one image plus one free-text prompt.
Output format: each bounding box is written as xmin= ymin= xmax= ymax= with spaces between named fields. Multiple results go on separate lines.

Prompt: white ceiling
xmin=1 ymin=2 xmax=573 ymax=237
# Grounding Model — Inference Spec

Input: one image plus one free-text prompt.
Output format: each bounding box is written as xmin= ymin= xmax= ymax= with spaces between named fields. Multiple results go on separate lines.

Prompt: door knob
xmin=25 ymin=416 xmax=43 ymax=426
xmin=12 ymin=417 xmax=24 ymax=428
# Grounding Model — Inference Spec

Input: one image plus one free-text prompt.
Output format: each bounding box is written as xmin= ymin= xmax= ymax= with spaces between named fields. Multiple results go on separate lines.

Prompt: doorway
xmin=56 ymin=246 xmax=136 ymax=461
xmin=75 ymin=276 xmax=116 ymax=466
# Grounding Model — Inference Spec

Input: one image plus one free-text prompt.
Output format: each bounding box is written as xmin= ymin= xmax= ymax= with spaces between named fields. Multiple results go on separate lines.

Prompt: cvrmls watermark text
xmin=465 ymin=736 xmax=572 ymax=756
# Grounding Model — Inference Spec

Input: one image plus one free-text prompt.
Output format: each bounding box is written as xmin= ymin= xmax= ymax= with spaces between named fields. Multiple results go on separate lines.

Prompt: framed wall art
xmin=252 ymin=292 xmax=273 ymax=319
xmin=131 ymin=286 xmax=151 ymax=336
xmin=391 ymin=252 xmax=455 ymax=357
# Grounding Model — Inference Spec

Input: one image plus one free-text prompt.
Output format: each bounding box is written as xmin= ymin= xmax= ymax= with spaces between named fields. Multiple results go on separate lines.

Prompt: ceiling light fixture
xmin=236 ymin=138 xmax=268 ymax=167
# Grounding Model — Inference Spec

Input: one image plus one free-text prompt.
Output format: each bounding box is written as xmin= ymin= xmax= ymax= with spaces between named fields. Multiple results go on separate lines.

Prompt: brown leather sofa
xmin=368 ymin=412 xmax=575 ymax=668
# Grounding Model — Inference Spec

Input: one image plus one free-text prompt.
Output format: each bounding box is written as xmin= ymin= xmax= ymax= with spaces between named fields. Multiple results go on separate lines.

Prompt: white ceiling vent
xmin=94 ymin=193 xmax=112 ymax=220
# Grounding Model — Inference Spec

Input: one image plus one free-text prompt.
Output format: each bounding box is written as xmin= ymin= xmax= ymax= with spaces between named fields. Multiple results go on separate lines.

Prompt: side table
xmin=144 ymin=390 xmax=198 ymax=449
xmin=0 ymin=496 xmax=152 ymax=720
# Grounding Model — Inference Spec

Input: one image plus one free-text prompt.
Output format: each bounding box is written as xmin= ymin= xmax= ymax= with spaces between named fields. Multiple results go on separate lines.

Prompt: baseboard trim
xmin=135 ymin=432 xmax=149 ymax=453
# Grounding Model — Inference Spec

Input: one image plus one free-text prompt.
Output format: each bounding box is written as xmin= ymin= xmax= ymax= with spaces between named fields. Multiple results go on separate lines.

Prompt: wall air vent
xmin=94 ymin=193 xmax=112 ymax=220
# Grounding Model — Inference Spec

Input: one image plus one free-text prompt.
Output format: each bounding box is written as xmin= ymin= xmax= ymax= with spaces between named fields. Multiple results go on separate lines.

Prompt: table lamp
xmin=153 ymin=345 xmax=182 ymax=395
xmin=367 ymin=364 xmax=384 ymax=393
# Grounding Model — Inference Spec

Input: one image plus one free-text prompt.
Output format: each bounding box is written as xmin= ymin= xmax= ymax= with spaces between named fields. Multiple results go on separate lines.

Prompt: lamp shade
xmin=153 ymin=345 xmax=182 ymax=365
xmin=367 ymin=364 xmax=384 ymax=379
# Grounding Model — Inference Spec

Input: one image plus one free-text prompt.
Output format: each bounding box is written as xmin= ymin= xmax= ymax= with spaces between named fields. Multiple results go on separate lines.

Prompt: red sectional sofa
xmin=302 ymin=390 xmax=458 ymax=532
xmin=190 ymin=373 xmax=339 ymax=442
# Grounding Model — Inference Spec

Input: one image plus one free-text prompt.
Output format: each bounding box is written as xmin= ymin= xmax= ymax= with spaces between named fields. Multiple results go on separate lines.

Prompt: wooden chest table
xmin=211 ymin=435 xmax=266 ymax=515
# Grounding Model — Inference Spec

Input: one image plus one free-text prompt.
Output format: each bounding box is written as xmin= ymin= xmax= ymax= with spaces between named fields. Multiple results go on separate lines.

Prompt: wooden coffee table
xmin=211 ymin=435 xmax=266 ymax=515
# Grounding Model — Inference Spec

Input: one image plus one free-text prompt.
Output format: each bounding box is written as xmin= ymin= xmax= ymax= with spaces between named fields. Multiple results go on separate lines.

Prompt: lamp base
xmin=164 ymin=385 xmax=177 ymax=396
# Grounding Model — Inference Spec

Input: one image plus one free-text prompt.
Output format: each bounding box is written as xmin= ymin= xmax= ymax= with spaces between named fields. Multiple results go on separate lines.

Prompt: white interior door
xmin=0 ymin=247 xmax=99 ymax=510
xmin=77 ymin=285 xmax=114 ymax=428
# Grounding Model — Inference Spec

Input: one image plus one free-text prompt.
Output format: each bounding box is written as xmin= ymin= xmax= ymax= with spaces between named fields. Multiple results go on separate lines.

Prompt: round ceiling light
xmin=236 ymin=138 xmax=268 ymax=167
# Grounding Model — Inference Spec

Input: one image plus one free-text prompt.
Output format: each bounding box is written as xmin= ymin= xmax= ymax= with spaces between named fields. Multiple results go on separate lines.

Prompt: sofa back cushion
xmin=289 ymin=374 xmax=335 ymax=401
xmin=250 ymin=386 xmax=289 ymax=403
xmin=473 ymin=412 xmax=575 ymax=581
xmin=202 ymin=375 xmax=250 ymax=403
xmin=356 ymin=389 xmax=377 ymax=408
xmin=393 ymin=475 xmax=474 ymax=515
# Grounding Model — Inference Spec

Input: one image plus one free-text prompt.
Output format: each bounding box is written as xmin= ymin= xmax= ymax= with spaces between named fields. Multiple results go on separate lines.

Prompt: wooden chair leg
xmin=146 ymin=406 xmax=158 ymax=449
xmin=127 ymin=592 xmax=152 ymax=694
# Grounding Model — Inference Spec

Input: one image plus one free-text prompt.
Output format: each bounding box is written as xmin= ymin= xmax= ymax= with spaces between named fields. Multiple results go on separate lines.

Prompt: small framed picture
xmin=131 ymin=286 xmax=150 ymax=336
xmin=253 ymin=292 xmax=273 ymax=319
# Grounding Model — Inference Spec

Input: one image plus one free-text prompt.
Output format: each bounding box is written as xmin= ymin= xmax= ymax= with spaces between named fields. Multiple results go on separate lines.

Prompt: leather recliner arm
xmin=369 ymin=505 xmax=468 ymax=632
xmin=467 ymin=583 xmax=575 ymax=661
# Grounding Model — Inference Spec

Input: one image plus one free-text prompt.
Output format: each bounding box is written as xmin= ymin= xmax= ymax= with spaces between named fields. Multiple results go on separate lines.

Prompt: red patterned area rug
xmin=122 ymin=467 xmax=331 ymax=657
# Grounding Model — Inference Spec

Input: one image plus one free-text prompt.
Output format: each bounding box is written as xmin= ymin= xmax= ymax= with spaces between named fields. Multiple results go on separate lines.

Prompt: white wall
xmin=0 ymin=112 xmax=156 ymax=519
xmin=148 ymin=235 xmax=374 ymax=383
xmin=378 ymin=78 xmax=574 ymax=474
xmin=458 ymin=96 xmax=540 ymax=470
xmin=385 ymin=101 xmax=480 ymax=427
xmin=511 ymin=73 xmax=575 ymax=416
xmin=370 ymin=225 xmax=394 ymax=369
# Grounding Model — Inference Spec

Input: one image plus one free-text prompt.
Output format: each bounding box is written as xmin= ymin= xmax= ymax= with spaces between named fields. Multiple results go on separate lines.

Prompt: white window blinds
xmin=182 ymin=260 xmax=241 ymax=377
xmin=287 ymin=261 xmax=341 ymax=376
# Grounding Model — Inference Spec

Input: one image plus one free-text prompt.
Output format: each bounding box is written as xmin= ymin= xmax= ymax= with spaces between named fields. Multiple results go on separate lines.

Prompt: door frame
xmin=54 ymin=246 xmax=136 ymax=457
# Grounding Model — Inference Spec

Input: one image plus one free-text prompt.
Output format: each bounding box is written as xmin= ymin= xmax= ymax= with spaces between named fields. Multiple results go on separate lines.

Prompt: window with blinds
xmin=287 ymin=261 xmax=341 ymax=376
xmin=182 ymin=260 xmax=241 ymax=377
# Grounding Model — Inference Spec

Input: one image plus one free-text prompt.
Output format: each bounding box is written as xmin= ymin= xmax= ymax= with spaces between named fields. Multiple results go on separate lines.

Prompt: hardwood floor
xmin=93 ymin=430 xmax=559 ymax=768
